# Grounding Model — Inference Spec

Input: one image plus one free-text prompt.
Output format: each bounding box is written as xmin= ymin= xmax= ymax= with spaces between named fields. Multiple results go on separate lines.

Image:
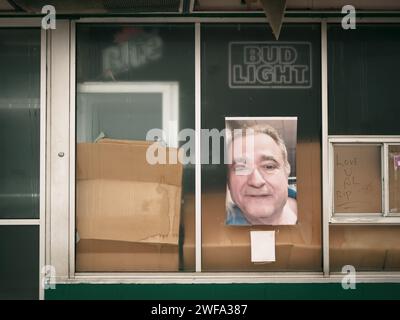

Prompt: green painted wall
xmin=45 ymin=283 xmax=400 ymax=300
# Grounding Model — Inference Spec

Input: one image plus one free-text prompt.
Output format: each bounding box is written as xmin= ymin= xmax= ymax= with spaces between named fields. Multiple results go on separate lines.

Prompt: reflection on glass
xmin=388 ymin=145 xmax=400 ymax=214
xmin=0 ymin=226 xmax=39 ymax=299
xmin=200 ymin=24 xmax=322 ymax=272
xmin=0 ymin=29 xmax=41 ymax=219
xmin=328 ymin=24 xmax=400 ymax=135
xmin=75 ymin=25 xmax=195 ymax=272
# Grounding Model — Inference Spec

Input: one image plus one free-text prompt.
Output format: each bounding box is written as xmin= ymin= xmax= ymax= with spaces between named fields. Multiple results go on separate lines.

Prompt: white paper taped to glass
xmin=250 ymin=231 xmax=276 ymax=263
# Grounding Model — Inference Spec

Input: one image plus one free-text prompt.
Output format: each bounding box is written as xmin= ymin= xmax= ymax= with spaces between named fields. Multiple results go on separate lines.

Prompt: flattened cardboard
xmin=76 ymin=239 xmax=178 ymax=272
xmin=77 ymin=141 xmax=182 ymax=186
xmin=386 ymin=249 xmax=400 ymax=271
xmin=330 ymin=225 xmax=400 ymax=271
xmin=334 ymin=145 xmax=382 ymax=213
xmin=77 ymin=180 xmax=181 ymax=244
xmin=76 ymin=139 xmax=183 ymax=271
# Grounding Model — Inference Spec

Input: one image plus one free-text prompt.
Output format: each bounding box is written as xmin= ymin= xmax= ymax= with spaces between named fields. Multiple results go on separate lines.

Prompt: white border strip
xmin=195 ymin=22 xmax=202 ymax=272
xmin=69 ymin=21 xmax=76 ymax=280
xmin=45 ymin=26 xmax=52 ymax=288
xmin=77 ymin=82 xmax=180 ymax=93
xmin=66 ymin=272 xmax=400 ymax=284
xmin=39 ymin=27 xmax=47 ymax=301
xmin=329 ymin=136 xmax=400 ymax=143
xmin=0 ymin=220 xmax=40 ymax=225
xmin=381 ymin=144 xmax=386 ymax=215
xmin=321 ymin=21 xmax=329 ymax=276
xmin=330 ymin=216 xmax=400 ymax=224
xmin=383 ymin=143 xmax=389 ymax=217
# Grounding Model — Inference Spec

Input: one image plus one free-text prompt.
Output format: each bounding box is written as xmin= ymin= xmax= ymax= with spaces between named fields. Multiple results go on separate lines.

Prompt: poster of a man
xmin=225 ymin=117 xmax=298 ymax=226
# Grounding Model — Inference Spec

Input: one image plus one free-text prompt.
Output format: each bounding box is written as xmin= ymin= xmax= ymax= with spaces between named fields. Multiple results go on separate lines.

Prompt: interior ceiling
xmin=0 ymin=0 xmax=14 ymax=11
xmin=2 ymin=0 xmax=182 ymax=13
xmin=1 ymin=0 xmax=400 ymax=13
xmin=195 ymin=0 xmax=400 ymax=11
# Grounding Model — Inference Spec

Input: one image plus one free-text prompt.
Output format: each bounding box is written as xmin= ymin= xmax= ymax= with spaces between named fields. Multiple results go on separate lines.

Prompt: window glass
xmin=328 ymin=24 xmax=400 ymax=272
xmin=328 ymin=24 xmax=400 ymax=135
xmin=200 ymin=24 xmax=322 ymax=272
xmin=75 ymin=24 xmax=195 ymax=272
xmin=0 ymin=29 xmax=41 ymax=219
xmin=0 ymin=226 xmax=39 ymax=300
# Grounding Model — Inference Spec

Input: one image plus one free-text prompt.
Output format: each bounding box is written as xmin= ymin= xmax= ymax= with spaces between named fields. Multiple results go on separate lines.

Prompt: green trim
xmin=45 ymin=283 xmax=400 ymax=300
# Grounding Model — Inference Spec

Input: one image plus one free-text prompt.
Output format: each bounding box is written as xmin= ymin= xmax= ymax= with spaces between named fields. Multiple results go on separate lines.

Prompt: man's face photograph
xmin=225 ymin=117 xmax=298 ymax=226
xmin=228 ymin=133 xmax=289 ymax=225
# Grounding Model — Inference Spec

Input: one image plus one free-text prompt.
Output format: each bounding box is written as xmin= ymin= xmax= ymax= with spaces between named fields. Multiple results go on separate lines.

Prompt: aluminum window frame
xmin=386 ymin=143 xmax=400 ymax=217
xmin=76 ymin=82 xmax=180 ymax=147
xmin=328 ymin=137 xmax=400 ymax=224
xmin=69 ymin=19 xmax=327 ymax=281
xmin=45 ymin=16 xmax=400 ymax=284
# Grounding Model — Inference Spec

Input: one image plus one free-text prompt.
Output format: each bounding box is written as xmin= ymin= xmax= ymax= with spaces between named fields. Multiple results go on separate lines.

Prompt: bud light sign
xmin=229 ymin=42 xmax=312 ymax=89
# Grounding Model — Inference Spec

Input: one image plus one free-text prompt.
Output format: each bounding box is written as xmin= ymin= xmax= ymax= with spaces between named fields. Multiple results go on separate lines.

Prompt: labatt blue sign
xmin=229 ymin=42 xmax=312 ymax=89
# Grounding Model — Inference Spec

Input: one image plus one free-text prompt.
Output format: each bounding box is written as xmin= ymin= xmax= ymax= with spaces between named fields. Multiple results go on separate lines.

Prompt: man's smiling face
xmin=228 ymin=133 xmax=289 ymax=225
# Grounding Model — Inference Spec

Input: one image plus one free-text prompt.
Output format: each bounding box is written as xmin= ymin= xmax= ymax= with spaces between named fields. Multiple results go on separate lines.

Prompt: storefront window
xmin=328 ymin=24 xmax=400 ymax=135
xmin=75 ymin=24 xmax=195 ymax=272
xmin=0 ymin=28 xmax=41 ymax=299
xmin=0 ymin=29 xmax=40 ymax=219
xmin=0 ymin=225 xmax=39 ymax=299
xmin=328 ymin=24 xmax=400 ymax=271
xmin=200 ymin=24 xmax=322 ymax=272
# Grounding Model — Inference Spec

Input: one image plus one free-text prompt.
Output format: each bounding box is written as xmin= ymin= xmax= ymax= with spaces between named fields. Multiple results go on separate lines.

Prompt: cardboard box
xmin=76 ymin=139 xmax=183 ymax=272
xmin=329 ymin=146 xmax=400 ymax=271
xmin=182 ymin=142 xmax=322 ymax=271
xmin=330 ymin=225 xmax=400 ymax=271
xmin=75 ymin=138 xmax=400 ymax=272
xmin=182 ymin=191 xmax=321 ymax=272
xmin=77 ymin=240 xmax=179 ymax=272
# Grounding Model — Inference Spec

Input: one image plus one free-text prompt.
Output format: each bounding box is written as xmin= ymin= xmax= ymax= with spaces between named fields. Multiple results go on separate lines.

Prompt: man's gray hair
xmin=230 ymin=124 xmax=291 ymax=176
